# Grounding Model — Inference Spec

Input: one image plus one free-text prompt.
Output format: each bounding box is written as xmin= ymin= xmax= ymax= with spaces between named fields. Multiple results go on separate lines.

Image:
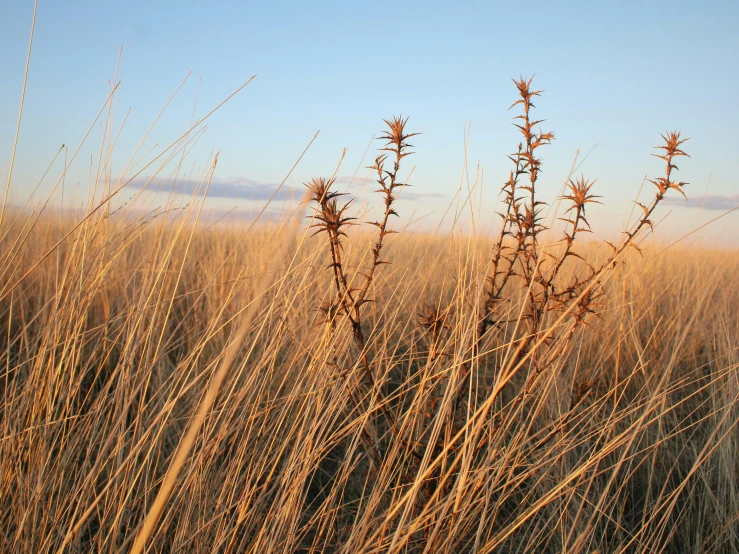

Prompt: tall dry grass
xmin=1 ymin=77 xmax=738 ymax=553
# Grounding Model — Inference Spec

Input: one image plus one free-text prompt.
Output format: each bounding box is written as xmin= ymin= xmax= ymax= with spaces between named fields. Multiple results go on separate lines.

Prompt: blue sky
xmin=1 ymin=0 xmax=738 ymax=239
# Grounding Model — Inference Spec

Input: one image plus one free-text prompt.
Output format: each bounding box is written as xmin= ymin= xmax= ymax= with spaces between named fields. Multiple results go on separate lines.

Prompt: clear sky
xmin=2 ymin=0 xmax=738 ymax=241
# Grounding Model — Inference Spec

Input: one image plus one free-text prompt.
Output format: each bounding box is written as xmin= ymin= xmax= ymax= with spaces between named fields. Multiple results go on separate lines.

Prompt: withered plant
xmin=450 ymin=77 xmax=691 ymax=434
xmin=479 ymin=79 xmax=684 ymax=356
xmin=307 ymin=116 xmax=419 ymax=457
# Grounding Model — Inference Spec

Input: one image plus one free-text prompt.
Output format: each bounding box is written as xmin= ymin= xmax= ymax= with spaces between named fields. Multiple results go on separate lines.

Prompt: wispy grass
xmin=1 ymin=76 xmax=738 ymax=554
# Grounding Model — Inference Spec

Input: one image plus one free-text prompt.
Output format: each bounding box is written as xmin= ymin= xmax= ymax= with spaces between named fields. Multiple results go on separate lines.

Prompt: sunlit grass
xmin=1 ymin=76 xmax=737 ymax=554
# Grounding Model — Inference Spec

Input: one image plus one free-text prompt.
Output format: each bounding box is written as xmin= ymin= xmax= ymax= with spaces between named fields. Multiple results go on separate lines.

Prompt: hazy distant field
xmin=1 ymin=79 xmax=738 ymax=553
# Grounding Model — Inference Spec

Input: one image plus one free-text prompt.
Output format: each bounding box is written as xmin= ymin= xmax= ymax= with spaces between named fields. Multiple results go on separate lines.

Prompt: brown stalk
xmin=307 ymin=116 xmax=420 ymax=459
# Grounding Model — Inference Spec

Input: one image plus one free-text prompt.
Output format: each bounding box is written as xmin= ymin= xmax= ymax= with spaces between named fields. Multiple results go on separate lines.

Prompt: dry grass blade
xmin=0 ymin=0 xmax=38 ymax=231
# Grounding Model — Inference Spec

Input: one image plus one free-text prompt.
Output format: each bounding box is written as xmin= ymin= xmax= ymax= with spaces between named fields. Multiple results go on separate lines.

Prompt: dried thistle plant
xmin=553 ymin=131 xmax=691 ymax=312
xmin=479 ymin=77 xmax=555 ymax=338
xmin=480 ymin=79 xmax=690 ymax=360
xmin=419 ymin=77 xmax=692 ymax=452
xmin=306 ymin=176 xmax=355 ymax=327
xmin=308 ymin=116 xmax=418 ymax=343
xmin=353 ymin=116 xmax=419 ymax=331
xmin=307 ymin=116 xmax=419 ymax=459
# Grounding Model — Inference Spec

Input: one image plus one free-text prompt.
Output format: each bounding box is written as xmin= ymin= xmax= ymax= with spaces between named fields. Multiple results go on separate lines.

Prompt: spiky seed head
xmin=305 ymin=177 xmax=341 ymax=205
xmin=379 ymin=115 xmax=420 ymax=158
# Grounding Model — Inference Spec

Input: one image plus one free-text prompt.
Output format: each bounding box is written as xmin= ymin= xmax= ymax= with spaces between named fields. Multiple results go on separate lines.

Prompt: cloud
xmin=333 ymin=175 xmax=449 ymax=202
xmin=126 ymin=175 xmax=449 ymax=204
xmin=333 ymin=175 xmax=375 ymax=187
xmin=396 ymin=190 xmax=449 ymax=202
xmin=126 ymin=176 xmax=302 ymax=201
xmin=663 ymin=194 xmax=739 ymax=211
xmin=198 ymin=206 xmax=284 ymax=224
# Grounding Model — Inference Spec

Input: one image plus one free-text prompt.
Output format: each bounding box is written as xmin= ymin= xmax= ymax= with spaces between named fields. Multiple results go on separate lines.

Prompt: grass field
xmin=1 ymin=78 xmax=738 ymax=553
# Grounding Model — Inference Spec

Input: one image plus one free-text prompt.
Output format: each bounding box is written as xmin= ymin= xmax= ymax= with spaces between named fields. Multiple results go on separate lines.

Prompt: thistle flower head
xmin=379 ymin=115 xmax=420 ymax=160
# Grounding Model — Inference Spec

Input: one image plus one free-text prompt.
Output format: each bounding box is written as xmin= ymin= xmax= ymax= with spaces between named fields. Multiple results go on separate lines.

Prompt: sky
xmin=1 ymin=0 xmax=738 ymax=242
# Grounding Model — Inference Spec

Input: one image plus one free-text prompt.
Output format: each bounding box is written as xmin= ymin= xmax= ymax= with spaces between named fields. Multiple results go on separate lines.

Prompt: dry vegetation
xmin=1 ymin=78 xmax=738 ymax=553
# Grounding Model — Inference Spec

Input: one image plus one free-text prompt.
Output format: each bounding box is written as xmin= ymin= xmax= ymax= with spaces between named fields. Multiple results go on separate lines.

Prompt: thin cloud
xmin=198 ymin=206 xmax=285 ymax=224
xmin=126 ymin=175 xmax=448 ymax=204
xmin=396 ymin=190 xmax=448 ymax=202
xmin=333 ymin=175 xmax=449 ymax=202
xmin=126 ymin=176 xmax=301 ymax=201
xmin=334 ymin=175 xmax=375 ymax=187
xmin=663 ymin=194 xmax=739 ymax=211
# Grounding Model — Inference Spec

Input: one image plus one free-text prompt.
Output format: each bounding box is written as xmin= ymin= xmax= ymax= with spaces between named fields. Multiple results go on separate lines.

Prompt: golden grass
xmin=1 ymin=78 xmax=738 ymax=553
